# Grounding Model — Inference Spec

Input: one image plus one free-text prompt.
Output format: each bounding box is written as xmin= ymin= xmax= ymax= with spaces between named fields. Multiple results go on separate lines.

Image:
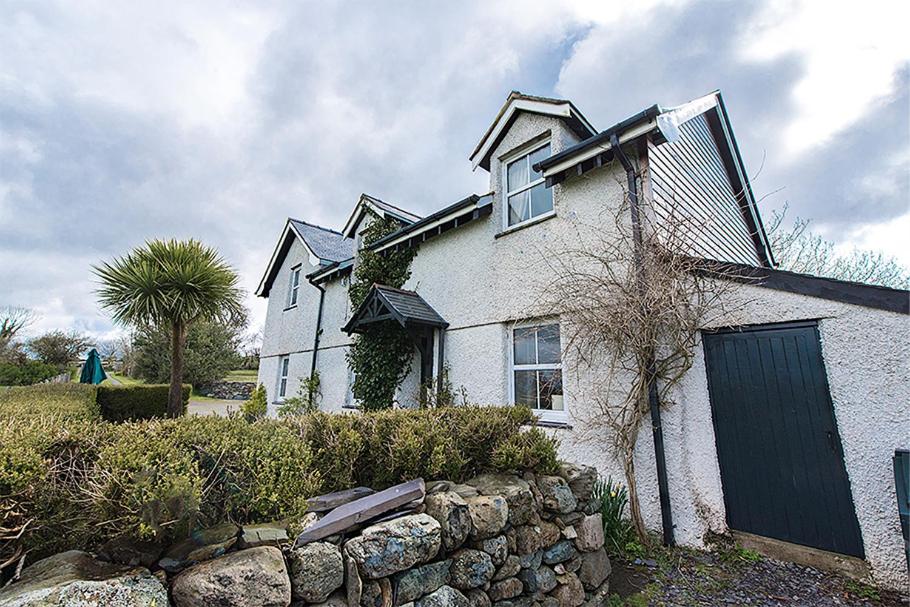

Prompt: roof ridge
xmin=361 ymin=194 xmax=422 ymax=219
xmin=289 ymin=218 xmax=348 ymax=238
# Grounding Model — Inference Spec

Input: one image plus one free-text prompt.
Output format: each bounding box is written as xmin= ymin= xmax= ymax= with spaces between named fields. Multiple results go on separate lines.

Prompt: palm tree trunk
xmin=168 ymin=320 xmax=186 ymax=418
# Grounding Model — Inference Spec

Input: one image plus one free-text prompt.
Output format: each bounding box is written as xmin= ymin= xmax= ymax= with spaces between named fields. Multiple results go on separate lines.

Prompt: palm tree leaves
xmin=94 ymin=239 xmax=244 ymax=328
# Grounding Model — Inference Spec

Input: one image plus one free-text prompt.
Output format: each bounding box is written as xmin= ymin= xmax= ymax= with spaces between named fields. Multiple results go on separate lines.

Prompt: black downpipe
xmin=310 ymin=282 xmax=326 ymax=378
xmin=610 ymin=134 xmax=676 ymax=547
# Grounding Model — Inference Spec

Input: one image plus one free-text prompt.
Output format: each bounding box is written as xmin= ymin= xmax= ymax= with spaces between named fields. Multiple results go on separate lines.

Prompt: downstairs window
xmin=510 ymin=323 xmax=565 ymax=422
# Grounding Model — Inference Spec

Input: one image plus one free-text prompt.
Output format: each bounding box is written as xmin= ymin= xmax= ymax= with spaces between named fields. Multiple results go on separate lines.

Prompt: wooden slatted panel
xmin=648 ymin=113 xmax=761 ymax=265
xmin=703 ymin=323 xmax=865 ymax=557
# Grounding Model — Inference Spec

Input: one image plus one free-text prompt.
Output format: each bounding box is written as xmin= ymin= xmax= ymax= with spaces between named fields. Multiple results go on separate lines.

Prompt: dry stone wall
xmin=0 ymin=463 xmax=610 ymax=607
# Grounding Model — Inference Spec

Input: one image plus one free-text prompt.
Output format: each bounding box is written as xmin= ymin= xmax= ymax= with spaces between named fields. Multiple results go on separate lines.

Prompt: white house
xmin=256 ymin=91 xmax=909 ymax=589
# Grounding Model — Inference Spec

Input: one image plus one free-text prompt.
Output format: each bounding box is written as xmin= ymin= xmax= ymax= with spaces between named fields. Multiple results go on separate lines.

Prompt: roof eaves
xmin=369 ymin=193 xmax=488 ymax=252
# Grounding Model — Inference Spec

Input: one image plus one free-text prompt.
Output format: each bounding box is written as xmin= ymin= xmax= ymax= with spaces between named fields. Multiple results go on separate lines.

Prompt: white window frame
xmin=501 ymin=139 xmax=554 ymax=230
xmin=287 ymin=265 xmax=301 ymax=308
xmin=508 ymin=321 xmax=566 ymax=424
xmin=277 ymin=355 xmax=290 ymax=400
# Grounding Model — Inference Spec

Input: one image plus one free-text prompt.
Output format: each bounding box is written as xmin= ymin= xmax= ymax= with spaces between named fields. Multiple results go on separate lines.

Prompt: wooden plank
xmin=306 ymin=487 xmax=376 ymax=513
xmin=293 ymin=479 xmax=426 ymax=547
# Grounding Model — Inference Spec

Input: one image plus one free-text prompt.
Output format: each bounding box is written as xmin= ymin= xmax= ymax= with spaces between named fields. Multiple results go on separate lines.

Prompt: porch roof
xmin=342 ymin=284 xmax=448 ymax=335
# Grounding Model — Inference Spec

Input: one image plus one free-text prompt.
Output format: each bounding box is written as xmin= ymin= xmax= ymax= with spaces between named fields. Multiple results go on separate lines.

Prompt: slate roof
xmin=290 ymin=220 xmax=354 ymax=263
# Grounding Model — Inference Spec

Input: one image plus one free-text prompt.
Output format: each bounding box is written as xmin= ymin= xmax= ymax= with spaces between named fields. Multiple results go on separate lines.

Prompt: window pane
xmin=508 ymin=191 xmax=530 ymax=226
xmin=507 ymin=156 xmax=528 ymax=192
xmin=537 ymin=324 xmax=561 ymax=364
xmin=514 ymin=370 xmax=537 ymax=407
xmin=513 ymin=327 xmax=536 ymax=365
xmin=281 ymin=358 xmax=289 ymax=376
xmin=292 ymin=270 xmax=300 ymax=287
xmin=528 ymin=144 xmax=550 ymax=181
xmin=279 ymin=378 xmax=287 ymax=397
xmin=290 ymin=287 xmax=298 ymax=306
xmin=538 ymin=370 xmax=563 ymax=411
xmin=529 ymin=183 xmax=553 ymax=218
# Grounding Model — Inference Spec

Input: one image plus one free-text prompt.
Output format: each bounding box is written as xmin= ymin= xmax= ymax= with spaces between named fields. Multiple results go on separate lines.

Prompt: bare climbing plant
xmin=540 ymin=182 xmax=754 ymax=543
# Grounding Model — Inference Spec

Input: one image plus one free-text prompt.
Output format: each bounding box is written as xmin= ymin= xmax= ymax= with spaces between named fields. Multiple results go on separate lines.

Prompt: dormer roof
xmin=256 ymin=219 xmax=353 ymax=297
xmin=469 ymin=91 xmax=597 ymax=171
xmin=341 ymin=193 xmax=422 ymax=238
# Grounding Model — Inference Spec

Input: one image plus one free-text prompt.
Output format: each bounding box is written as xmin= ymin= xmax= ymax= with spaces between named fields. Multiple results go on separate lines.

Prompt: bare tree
xmin=540 ymin=186 xmax=752 ymax=543
xmin=0 ymin=307 xmax=36 ymax=364
xmin=768 ymin=205 xmax=910 ymax=289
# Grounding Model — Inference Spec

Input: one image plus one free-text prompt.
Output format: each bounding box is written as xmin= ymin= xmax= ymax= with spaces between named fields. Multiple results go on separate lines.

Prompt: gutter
xmin=309 ymin=281 xmax=326 ymax=378
xmin=611 ymin=133 xmax=676 ymax=547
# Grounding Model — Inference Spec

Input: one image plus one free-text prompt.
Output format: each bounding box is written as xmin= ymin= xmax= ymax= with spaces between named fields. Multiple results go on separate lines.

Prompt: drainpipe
xmin=310 ymin=281 xmax=326 ymax=379
xmin=610 ymin=133 xmax=675 ymax=547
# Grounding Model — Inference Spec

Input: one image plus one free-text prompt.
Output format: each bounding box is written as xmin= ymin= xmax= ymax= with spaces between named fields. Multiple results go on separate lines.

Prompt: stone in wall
xmin=424 ymin=491 xmax=471 ymax=551
xmin=466 ymin=495 xmax=509 ymax=540
xmin=197 ymin=380 xmax=255 ymax=400
xmin=449 ymin=549 xmax=494 ymax=590
xmin=345 ymin=514 xmax=442 ymax=579
xmin=171 ymin=546 xmax=291 ymax=607
xmin=288 ymin=542 xmax=345 ymax=603
xmin=466 ymin=475 xmax=535 ymax=526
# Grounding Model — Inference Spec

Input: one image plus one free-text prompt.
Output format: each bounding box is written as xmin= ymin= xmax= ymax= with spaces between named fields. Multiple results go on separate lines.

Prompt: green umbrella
xmin=79 ymin=348 xmax=108 ymax=385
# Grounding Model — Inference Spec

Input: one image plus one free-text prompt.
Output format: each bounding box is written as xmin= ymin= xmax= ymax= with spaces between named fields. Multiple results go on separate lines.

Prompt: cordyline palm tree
xmin=94 ymin=239 xmax=244 ymax=417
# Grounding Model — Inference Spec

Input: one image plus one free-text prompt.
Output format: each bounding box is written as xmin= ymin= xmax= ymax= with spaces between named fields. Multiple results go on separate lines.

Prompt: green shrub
xmin=0 ymin=361 xmax=60 ymax=386
xmin=96 ymin=384 xmax=191 ymax=421
xmin=242 ymin=383 xmax=268 ymax=420
xmin=0 ymin=405 xmax=555 ymax=565
xmin=592 ymin=476 xmax=637 ymax=557
xmin=0 ymin=384 xmax=99 ymax=420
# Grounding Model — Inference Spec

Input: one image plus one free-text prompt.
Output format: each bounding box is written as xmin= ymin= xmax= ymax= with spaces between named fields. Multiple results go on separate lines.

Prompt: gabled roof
xmin=533 ymin=91 xmax=774 ymax=267
xmin=470 ymin=91 xmax=597 ymax=171
xmin=341 ymin=193 xmax=422 ymax=238
xmin=342 ymin=284 xmax=448 ymax=334
xmin=256 ymin=219 xmax=354 ymax=297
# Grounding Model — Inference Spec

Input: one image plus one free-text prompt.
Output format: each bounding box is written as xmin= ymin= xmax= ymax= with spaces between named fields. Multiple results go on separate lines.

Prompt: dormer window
xmin=504 ymin=142 xmax=552 ymax=227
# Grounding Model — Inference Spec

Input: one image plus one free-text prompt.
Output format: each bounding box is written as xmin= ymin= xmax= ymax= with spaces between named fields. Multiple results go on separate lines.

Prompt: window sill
xmin=532 ymin=418 xmax=572 ymax=430
xmin=283 ymin=305 xmax=298 ymax=312
xmin=494 ymin=211 xmax=557 ymax=239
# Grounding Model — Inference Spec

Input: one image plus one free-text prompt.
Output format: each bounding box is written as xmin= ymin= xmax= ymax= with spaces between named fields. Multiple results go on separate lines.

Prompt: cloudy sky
xmin=1 ymin=0 xmax=908 ymax=340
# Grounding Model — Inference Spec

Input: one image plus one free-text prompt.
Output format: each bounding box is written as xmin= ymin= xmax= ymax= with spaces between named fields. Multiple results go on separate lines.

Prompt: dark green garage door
xmin=703 ymin=321 xmax=864 ymax=558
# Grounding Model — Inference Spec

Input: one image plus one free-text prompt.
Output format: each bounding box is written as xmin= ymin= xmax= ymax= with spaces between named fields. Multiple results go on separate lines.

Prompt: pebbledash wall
xmin=259 ymin=111 xmax=910 ymax=589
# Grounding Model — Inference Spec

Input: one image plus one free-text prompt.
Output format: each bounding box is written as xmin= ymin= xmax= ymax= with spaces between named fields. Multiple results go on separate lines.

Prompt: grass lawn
xmin=104 ymin=372 xmax=144 ymax=386
xmin=223 ymin=369 xmax=258 ymax=382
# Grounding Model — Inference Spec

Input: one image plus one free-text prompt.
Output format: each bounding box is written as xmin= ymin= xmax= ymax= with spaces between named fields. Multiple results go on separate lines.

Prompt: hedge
xmin=96 ymin=384 xmax=191 ymax=421
xmin=0 ymin=383 xmax=191 ymax=422
xmin=0 ymin=361 xmax=60 ymax=386
xmin=0 ymin=406 xmax=556 ymax=564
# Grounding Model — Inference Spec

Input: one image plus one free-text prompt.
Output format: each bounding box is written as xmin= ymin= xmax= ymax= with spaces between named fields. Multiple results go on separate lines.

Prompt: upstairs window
xmin=504 ymin=142 xmax=552 ymax=227
xmin=287 ymin=266 xmax=301 ymax=308
xmin=510 ymin=323 xmax=564 ymax=421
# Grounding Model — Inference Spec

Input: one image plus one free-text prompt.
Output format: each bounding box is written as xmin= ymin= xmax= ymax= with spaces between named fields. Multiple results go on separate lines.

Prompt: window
xmin=278 ymin=356 xmax=290 ymax=399
xmin=287 ymin=266 xmax=301 ymax=308
xmin=504 ymin=142 xmax=553 ymax=227
xmin=510 ymin=323 xmax=564 ymax=420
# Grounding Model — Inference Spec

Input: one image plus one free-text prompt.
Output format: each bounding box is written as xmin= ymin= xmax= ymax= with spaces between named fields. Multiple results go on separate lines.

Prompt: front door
xmin=703 ymin=321 xmax=864 ymax=557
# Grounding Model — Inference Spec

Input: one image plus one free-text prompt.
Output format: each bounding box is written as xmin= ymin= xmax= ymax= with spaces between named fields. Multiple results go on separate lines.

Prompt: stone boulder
xmin=424 ymin=491 xmax=471 ymax=551
xmin=300 ymin=591 xmax=348 ymax=607
xmin=287 ymin=541 xmax=344 ymax=603
xmin=414 ymin=585 xmax=469 ymax=607
xmin=511 ymin=525 xmax=543 ymax=555
xmin=577 ymin=548 xmax=611 ymax=591
xmin=464 ymin=588 xmax=492 ymax=607
xmin=238 ymin=522 xmax=290 ymax=549
xmin=448 ymin=549 xmax=494 ymax=590
xmin=542 ymin=540 xmax=577 ymax=565
xmin=557 ymin=464 xmax=597 ymax=502
xmin=466 ymin=474 xmax=535 ymax=525
xmin=573 ymin=514 xmax=604 ymax=553
xmin=551 ymin=573 xmax=584 ymax=607
xmin=158 ymin=522 xmax=240 ymax=573
xmin=392 ymin=560 xmax=451 ymax=605
xmin=171 ymin=546 xmax=290 ymax=607
xmin=492 ymin=555 xmax=520 ymax=581
xmin=487 ymin=577 xmax=522 ymax=602
xmin=345 ymin=514 xmax=442 ymax=579
xmin=537 ymin=476 xmax=577 ymax=514
xmin=465 ymin=495 xmax=508 ymax=540
xmin=0 ymin=550 xmax=167 ymax=607
xmin=477 ymin=535 xmax=508 ymax=566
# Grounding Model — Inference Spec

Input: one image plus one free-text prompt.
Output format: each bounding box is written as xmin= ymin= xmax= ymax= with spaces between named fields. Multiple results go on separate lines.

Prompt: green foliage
xmin=844 ymin=579 xmax=880 ymax=601
xmin=490 ymin=427 xmax=560 ymax=474
xmin=27 ymin=330 xmax=91 ymax=368
xmin=346 ymin=212 xmax=418 ymax=410
xmin=242 ymin=383 xmax=268 ymax=420
xmin=131 ymin=318 xmax=246 ymax=387
xmin=0 ymin=383 xmax=99 ymax=420
xmin=0 ymin=405 xmax=551 ymax=564
xmin=0 ymin=360 xmax=60 ymax=386
xmin=592 ymin=476 xmax=637 ymax=557
xmin=96 ymin=384 xmax=190 ymax=421
xmin=277 ymin=372 xmax=320 ymax=417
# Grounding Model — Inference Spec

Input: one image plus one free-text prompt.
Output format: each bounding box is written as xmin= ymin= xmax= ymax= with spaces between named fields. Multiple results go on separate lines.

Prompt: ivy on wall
xmin=346 ymin=212 xmax=418 ymax=410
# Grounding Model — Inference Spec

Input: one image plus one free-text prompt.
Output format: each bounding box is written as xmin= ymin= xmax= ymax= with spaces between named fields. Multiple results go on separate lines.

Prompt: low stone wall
xmin=0 ymin=464 xmax=610 ymax=607
xmin=197 ymin=380 xmax=254 ymax=400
